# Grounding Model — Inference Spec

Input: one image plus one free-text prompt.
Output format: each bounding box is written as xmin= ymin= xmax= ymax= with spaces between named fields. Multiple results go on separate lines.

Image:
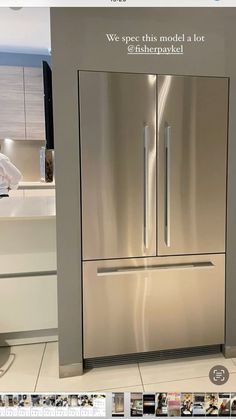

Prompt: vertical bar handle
xmin=144 ymin=125 xmax=149 ymax=249
xmin=164 ymin=125 xmax=171 ymax=247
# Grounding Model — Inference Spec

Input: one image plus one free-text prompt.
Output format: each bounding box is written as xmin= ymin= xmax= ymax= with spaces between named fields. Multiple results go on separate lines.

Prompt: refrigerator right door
xmin=157 ymin=75 xmax=228 ymax=256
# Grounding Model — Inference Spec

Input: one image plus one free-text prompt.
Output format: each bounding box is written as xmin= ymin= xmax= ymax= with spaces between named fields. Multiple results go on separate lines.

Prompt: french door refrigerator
xmin=79 ymin=71 xmax=228 ymax=361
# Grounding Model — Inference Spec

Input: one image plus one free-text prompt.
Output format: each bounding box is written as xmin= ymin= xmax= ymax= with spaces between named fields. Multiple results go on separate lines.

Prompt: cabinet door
xmin=0 ymin=275 xmax=57 ymax=333
xmin=24 ymin=67 xmax=45 ymax=140
xmin=79 ymin=71 xmax=156 ymax=260
xmin=0 ymin=66 xmax=25 ymax=140
xmin=83 ymin=254 xmax=225 ymax=358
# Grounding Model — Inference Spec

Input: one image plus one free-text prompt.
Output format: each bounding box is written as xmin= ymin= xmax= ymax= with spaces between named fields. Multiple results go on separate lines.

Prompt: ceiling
xmin=0 ymin=7 xmax=50 ymax=54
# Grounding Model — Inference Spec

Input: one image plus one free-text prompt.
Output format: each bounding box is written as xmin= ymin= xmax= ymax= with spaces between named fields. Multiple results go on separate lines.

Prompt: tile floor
xmin=1 ymin=342 xmax=236 ymax=392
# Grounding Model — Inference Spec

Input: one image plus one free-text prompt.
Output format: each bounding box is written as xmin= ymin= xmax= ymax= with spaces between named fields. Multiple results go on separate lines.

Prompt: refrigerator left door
xmin=79 ymin=71 xmax=156 ymax=261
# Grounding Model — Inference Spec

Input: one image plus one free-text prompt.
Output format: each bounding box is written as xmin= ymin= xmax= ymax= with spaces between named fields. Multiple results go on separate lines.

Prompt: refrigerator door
xmin=157 ymin=75 xmax=228 ymax=256
xmin=79 ymin=71 xmax=156 ymax=261
xmin=83 ymin=254 xmax=225 ymax=358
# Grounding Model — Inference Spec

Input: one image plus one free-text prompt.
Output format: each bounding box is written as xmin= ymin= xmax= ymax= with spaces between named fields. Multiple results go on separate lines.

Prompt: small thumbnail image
xmin=55 ymin=394 xmax=69 ymax=407
xmin=112 ymin=392 xmax=124 ymax=417
xmin=0 ymin=395 xmax=6 ymax=407
xmin=181 ymin=393 xmax=193 ymax=416
xmin=192 ymin=393 xmax=206 ymax=417
xmin=4 ymin=394 xmax=18 ymax=407
xmin=231 ymin=393 xmax=236 ymax=416
xmin=31 ymin=394 xmax=43 ymax=407
xmin=42 ymin=394 xmax=56 ymax=406
xmin=80 ymin=393 xmax=93 ymax=407
xmin=167 ymin=392 xmax=181 ymax=417
xmin=68 ymin=394 xmax=79 ymax=407
xmin=17 ymin=394 xmax=31 ymax=407
xmin=218 ymin=393 xmax=231 ymax=416
xmin=79 ymin=393 xmax=94 ymax=416
xmin=93 ymin=394 xmax=106 ymax=416
xmin=156 ymin=393 xmax=168 ymax=416
xmin=205 ymin=393 xmax=219 ymax=416
xmin=130 ymin=392 xmax=143 ymax=417
xmin=143 ymin=393 xmax=156 ymax=416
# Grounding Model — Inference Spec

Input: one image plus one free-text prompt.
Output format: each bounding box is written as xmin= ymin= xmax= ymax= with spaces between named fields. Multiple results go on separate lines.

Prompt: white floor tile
xmin=144 ymin=372 xmax=236 ymax=392
xmin=0 ymin=343 xmax=45 ymax=392
xmin=36 ymin=342 xmax=142 ymax=392
xmin=139 ymin=354 xmax=236 ymax=385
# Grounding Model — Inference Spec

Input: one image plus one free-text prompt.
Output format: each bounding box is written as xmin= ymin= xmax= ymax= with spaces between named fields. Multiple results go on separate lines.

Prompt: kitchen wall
xmin=0 ymin=52 xmax=51 ymax=67
xmin=50 ymin=8 xmax=236 ymax=373
xmin=0 ymin=140 xmax=44 ymax=181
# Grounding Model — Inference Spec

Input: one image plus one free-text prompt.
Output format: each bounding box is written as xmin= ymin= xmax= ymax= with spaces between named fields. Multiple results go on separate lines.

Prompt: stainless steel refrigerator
xmin=79 ymin=71 xmax=228 ymax=360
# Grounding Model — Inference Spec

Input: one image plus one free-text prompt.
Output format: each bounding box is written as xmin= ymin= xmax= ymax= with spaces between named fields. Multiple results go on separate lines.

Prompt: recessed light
xmin=9 ymin=7 xmax=23 ymax=11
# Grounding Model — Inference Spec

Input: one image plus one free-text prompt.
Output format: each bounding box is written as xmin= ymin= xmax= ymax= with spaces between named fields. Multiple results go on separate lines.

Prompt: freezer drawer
xmin=79 ymin=71 xmax=156 ymax=261
xmin=83 ymin=254 xmax=225 ymax=358
xmin=158 ymin=75 xmax=228 ymax=255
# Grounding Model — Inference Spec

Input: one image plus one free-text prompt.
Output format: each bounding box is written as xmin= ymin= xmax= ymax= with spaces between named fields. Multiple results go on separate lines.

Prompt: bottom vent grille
xmin=84 ymin=344 xmax=222 ymax=369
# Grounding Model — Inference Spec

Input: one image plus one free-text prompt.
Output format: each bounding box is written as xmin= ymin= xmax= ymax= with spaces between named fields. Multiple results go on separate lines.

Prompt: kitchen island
xmin=0 ymin=186 xmax=57 ymax=345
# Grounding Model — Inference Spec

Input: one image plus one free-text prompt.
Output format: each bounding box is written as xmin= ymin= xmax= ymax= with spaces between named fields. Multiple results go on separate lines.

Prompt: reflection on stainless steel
xmin=148 ymin=74 xmax=156 ymax=86
xmin=158 ymin=75 xmax=172 ymax=129
xmin=83 ymin=254 xmax=225 ymax=358
xmin=158 ymin=75 xmax=228 ymax=255
xmin=79 ymin=71 xmax=156 ymax=261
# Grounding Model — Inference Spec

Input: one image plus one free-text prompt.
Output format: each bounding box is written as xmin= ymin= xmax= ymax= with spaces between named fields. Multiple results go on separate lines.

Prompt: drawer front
xmin=0 ymin=219 xmax=56 ymax=276
xmin=0 ymin=275 xmax=58 ymax=333
xmin=83 ymin=254 xmax=225 ymax=358
xmin=24 ymin=189 xmax=55 ymax=197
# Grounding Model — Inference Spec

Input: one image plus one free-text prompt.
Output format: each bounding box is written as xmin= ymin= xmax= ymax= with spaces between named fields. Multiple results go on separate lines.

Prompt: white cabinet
xmin=8 ymin=190 xmax=24 ymax=198
xmin=24 ymin=67 xmax=45 ymax=141
xmin=0 ymin=275 xmax=57 ymax=333
xmin=0 ymin=218 xmax=57 ymax=336
xmin=24 ymin=188 xmax=55 ymax=197
xmin=0 ymin=65 xmax=45 ymax=141
xmin=0 ymin=66 xmax=25 ymax=140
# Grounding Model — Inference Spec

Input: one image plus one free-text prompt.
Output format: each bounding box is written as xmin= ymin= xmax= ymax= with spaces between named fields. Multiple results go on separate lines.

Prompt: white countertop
xmin=0 ymin=196 xmax=56 ymax=220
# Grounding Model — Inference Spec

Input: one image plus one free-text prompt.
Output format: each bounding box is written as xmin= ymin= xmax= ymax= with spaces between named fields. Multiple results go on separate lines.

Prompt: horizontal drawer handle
xmin=0 ymin=270 xmax=57 ymax=279
xmin=97 ymin=262 xmax=214 ymax=276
